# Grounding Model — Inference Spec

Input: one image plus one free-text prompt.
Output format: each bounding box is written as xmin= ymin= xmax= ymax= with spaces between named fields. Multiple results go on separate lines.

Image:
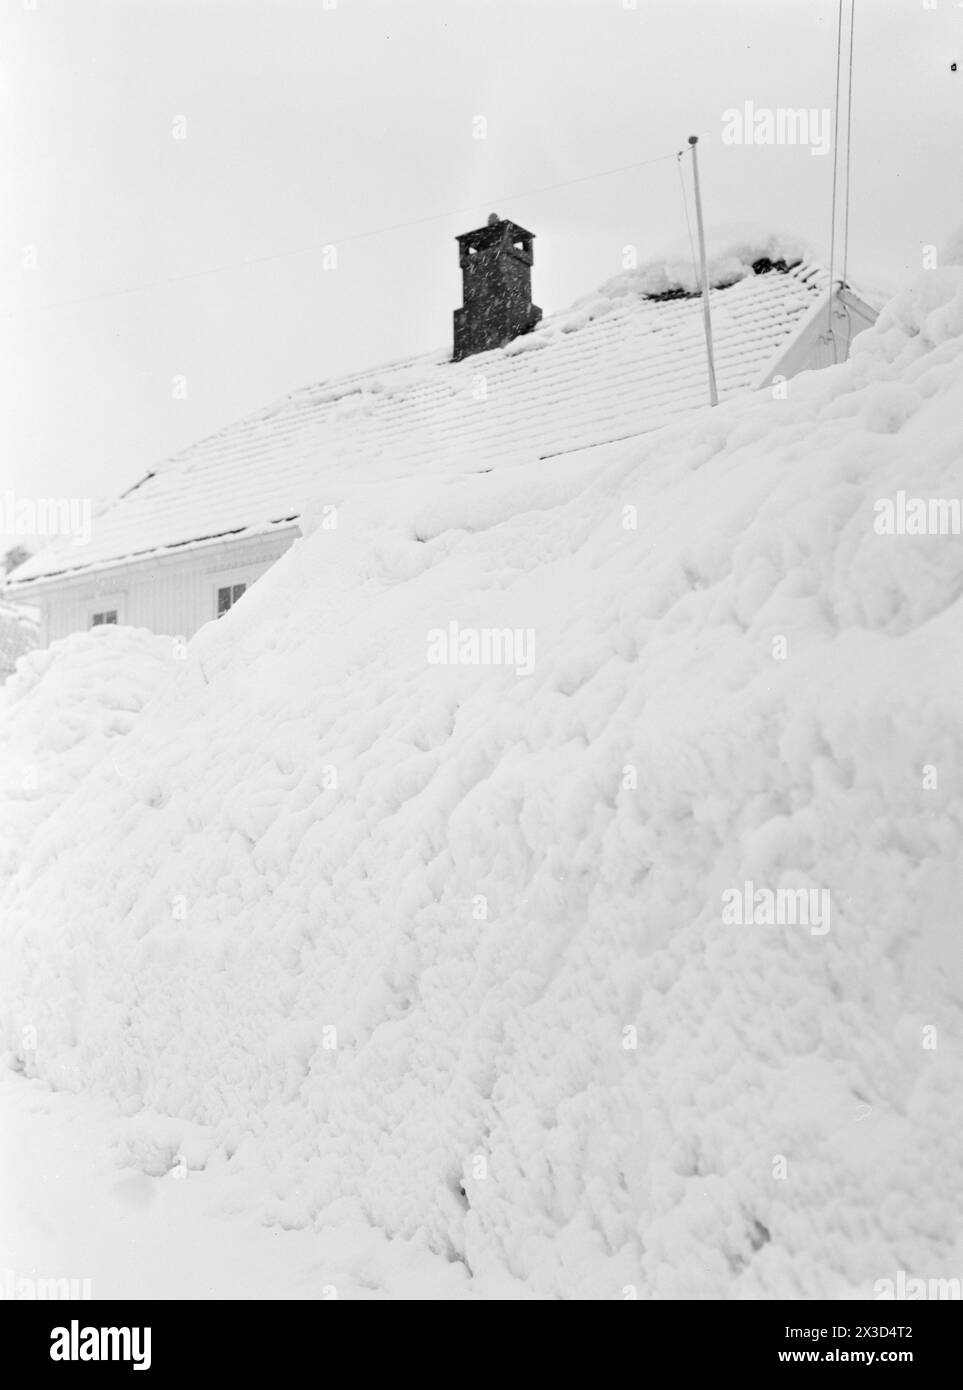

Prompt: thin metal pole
xmin=687 ymin=135 xmax=718 ymax=407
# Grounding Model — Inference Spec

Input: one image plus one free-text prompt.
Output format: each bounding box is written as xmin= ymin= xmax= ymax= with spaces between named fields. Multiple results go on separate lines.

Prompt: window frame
xmin=213 ymin=576 xmax=250 ymax=619
xmin=88 ymin=595 xmax=124 ymax=628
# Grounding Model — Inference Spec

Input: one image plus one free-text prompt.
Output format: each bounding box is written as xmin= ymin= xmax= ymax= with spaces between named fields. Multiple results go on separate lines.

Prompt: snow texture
xmin=2 ymin=269 xmax=963 ymax=1299
xmin=0 ymin=599 xmax=38 ymax=682
xmin=0 ymin=626 xmax=174 ymax=880
xmin=585 ymin=223 xmax=815 ymax=301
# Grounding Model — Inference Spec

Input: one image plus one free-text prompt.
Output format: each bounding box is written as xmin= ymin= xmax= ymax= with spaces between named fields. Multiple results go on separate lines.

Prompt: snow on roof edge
xmin=11 ymin=234 xmax=881 ymax=589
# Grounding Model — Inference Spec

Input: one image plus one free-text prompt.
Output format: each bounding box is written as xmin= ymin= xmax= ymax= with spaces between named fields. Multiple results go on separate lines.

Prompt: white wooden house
xmin=10 ymin=526 xmax=298 ymax=645
xmin=4 ymin=229 xmax=879 ymax=647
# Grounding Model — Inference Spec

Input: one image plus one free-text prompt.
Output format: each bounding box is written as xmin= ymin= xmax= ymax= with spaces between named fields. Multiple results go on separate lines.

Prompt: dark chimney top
xmin=453 ymin=214 xmax=542 ymax=361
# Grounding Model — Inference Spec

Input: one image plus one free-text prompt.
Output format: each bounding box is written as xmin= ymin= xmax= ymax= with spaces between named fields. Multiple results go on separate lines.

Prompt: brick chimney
xmin=453 ymin=213 xmax=542 ymax=361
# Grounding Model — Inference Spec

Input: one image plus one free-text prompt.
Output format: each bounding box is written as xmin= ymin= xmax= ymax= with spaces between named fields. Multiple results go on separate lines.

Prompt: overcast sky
xmin=2 ymin=0 xmax=960 ymax=549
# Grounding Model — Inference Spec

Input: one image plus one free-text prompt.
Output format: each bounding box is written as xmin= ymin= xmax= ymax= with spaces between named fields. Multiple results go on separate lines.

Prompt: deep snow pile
xmin=0 ymin=598 xmax=38 ymax=681
xmin=586 ymin=224 xmax=814 ymax=301
xmin=583 ymin=224 xmax=894 ymax=314
xmin=0 ymin=627 xmax=175 ymax=881
xmin=3 ymin=270 xmax=963 ymax=1299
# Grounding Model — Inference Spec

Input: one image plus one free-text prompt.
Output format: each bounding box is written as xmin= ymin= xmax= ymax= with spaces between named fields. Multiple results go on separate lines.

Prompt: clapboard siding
xmin=33 ymin=528 xmax=299 ymax=645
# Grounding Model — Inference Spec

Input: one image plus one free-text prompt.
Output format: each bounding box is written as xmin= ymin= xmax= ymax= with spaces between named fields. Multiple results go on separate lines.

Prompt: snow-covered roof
xmin=8 ymin=244 xmax=849 ymax=588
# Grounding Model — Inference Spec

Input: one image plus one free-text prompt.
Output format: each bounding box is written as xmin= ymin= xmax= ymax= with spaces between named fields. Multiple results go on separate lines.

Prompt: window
xmin=216 ymin=583 xmax=247 ymax=617
xmin=91 ymin=610 xmax=117 ymax=627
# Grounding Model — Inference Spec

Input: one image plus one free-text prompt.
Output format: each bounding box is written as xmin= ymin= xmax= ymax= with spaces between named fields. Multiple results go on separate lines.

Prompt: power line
xmin=826 ymin=0 xmax=845 ymax=361
xmin=842 ymin=0 xmax=856 ymax=285
xmin=676 ymin=148 xmax=699 ymax=287
xmin=1 ymin=148 xmax=682 ymax=321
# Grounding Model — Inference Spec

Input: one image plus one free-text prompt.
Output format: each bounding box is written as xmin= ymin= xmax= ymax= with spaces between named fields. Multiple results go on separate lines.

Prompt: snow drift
xmin=3 ymin=269 xmax=963 ymax=1299
xmin=0 ymin=627 xmax=174 ymax=882
xmin=585 ymin=224 xmax=815 ymax=302
xmin=0 ymin=597 xmax=38 ymax=684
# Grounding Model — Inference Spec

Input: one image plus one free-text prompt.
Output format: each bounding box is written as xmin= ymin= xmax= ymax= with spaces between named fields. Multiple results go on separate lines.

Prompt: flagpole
xmin=687 ymin=135 xmax=718 ymax=407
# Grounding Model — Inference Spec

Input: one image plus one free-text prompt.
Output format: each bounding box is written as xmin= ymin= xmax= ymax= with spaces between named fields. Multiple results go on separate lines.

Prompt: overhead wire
xmin=826 ymin=0 xmax=845 ymax=361
xmin=676 ymin=147 xmax=699 ymax=288
xmin=842 ymin=0 xmax=856 ymax=287
xmin=1 ymin=148 xmax=683 ymax=321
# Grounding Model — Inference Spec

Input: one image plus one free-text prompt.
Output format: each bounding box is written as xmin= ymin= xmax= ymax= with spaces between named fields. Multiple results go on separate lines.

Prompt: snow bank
xmin=940 ymin=220 xmax=963 ymax=268
xmin=586 ymin=224 xmax=813 ymax=303
xmin=0 ymin=626 xmax=175 ymax=881
xmin=0 ymin=598 xmax=38 ymax=681
xmin=3 ymin=270 xmax=963 ymax=1299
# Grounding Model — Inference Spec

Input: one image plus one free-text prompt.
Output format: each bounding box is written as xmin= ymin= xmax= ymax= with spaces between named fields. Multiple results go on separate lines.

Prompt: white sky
xmin=1 ymin=0 xmax=960 ymax=550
